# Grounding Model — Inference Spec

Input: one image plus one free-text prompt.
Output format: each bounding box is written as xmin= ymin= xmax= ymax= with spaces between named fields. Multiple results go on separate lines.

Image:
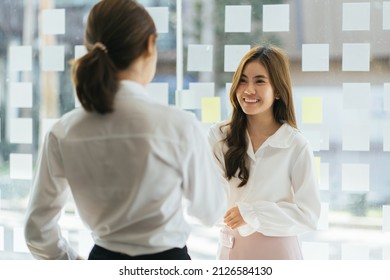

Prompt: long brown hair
xmin=71 ymin=0 xmax=156 ymax=114
xmin=223 ymin=45 xmax=297 ymax=187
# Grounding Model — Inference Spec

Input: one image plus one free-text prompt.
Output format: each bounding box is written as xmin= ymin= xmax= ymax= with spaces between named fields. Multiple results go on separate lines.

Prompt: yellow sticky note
xmin=302 ymin=96 xmax=322 ymax=124
xmin=201 ymin=97 xmax=221 ymax=123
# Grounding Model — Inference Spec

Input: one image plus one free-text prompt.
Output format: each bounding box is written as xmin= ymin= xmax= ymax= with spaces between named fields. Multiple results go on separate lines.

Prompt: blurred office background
xmin=0 ymin=0 xmax=390 ymax=259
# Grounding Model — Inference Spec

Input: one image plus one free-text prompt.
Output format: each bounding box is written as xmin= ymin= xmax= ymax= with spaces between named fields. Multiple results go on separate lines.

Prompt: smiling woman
xmin=208 ymin=45 xmax=321 ymax=260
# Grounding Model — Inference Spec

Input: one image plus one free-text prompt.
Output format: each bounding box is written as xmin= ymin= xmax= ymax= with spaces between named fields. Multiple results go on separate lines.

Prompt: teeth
xmin=244 ymin=98 xmax=259 ymax=103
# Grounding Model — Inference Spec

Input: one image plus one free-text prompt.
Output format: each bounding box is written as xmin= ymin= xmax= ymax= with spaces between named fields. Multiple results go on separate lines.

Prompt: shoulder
xmin=209 ymin=120 xmax=230 ymax=141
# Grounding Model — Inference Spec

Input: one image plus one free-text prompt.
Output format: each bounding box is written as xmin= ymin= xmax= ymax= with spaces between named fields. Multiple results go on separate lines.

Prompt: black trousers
xmin=88 ymin=244 xmax=191 ymax=260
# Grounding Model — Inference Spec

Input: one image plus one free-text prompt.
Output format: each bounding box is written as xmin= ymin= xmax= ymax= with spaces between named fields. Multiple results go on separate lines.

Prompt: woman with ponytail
xmin=24 ymin=0 xmax=227 ymax=260
xmin=209 ymin=45 xmax=321 ymax=259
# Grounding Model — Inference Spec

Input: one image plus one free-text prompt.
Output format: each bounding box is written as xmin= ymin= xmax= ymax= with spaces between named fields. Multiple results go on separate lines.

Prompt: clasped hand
xmin=224 ymin=206 xmax=246 ymax=230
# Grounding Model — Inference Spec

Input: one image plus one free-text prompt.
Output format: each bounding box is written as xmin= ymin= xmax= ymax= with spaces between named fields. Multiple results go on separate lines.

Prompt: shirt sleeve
xmin=181 ymin=120 xmax=228 ymax=226
xmin=24 ymin=131 xmax=78 ymax=260
xmin=237 ymin=144 xmax=321 ymax=237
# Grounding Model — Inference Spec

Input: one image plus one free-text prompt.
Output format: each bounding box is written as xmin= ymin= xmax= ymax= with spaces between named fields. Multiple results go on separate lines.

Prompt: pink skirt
xmin=217 ymin=227 xmax=303 ymax=260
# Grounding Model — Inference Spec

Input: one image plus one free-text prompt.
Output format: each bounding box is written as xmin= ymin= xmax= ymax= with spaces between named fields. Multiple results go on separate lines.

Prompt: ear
xmin=145 ymin=34 xmax=157 ymax=57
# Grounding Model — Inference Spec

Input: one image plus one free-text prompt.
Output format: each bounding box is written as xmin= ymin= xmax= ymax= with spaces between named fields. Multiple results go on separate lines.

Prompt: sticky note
xmin=10 ymin=153 xmax=33 ymax=180
xmin=178 ymin=90 xmax=198 ymax=110
xmin=314 ymin=156 xmax=321 ymax=180
xmin=201 ymin=97 xmax=221 ymax=123
xmin=263 ymin=4 xmax=289 ymax=32
xmin=384 ymin=2 xmax=390 ymax=29
xmin=383 ymin=205 xmax=390 ymax=232
xmin=9 ymin=46 xmax=32 ymax=71
xmin=342 ymin=164 xmax=370 ymax=192
xmin=146 ymin=7 xmax=169 ymax=33
xmin=342 ymin=244 xmax=369 ymax=260
xmin=225 ymin=5 xmax=252 ymax=33
xmin=302 ymin=44 xmax=329 ymax=72
xmin=343 ymin=83 xmax=370 ymax=110
xmin=342 ymin=43 xmax=370 ymax=71
xmin=42 ymin=9 xmax=66 ymax=35
xmin=342 ymin=3 xmax=370 ymax=31
xmin=342 ymin=112 xmax=370 ymax=151
xmin=302 ymin=129 xmax=321 ymax=151
xmin=302 ymin=96 xmax=322 ymax=124
xmin=41 ymin=45 xmax=65 ymax=71
xmin=301 ymin=242 xmax=329 ymax=260
xmin=187 ymin=44 xmax=213 ymax=72
xmin=224 ymin=45 xmax=251 ymax=72
xmin=146 ymin=83 xmax=169 ymax=105
xmin=10 ymin=118 xmax=32 ymax=144
xmin=10 ymin=82 xmax=33 ymax=108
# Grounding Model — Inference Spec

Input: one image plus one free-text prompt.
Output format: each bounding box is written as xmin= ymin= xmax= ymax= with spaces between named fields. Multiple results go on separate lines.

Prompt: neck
xmin=247 ymin=113 xmax=280 ymax=137
xmin=117 ymin=57 xmax=149 ymax=85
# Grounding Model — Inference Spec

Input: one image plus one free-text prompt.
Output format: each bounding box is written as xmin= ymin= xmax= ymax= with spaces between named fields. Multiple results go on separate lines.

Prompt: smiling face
xmin=236 ymin=60 xmax=277 ymax=118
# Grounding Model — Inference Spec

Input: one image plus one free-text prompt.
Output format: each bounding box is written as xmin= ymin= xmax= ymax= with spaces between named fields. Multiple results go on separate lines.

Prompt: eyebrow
xmin=241 ymin=74 xmax=268 ymax=79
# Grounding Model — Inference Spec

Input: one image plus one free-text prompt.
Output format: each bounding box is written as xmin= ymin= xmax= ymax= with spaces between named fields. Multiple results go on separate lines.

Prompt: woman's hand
xmin=224 ymin=206 xmax=246 ymax=230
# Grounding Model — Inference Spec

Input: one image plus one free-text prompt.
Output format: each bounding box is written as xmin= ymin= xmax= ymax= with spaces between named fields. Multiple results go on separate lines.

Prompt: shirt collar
xmin=246 ymin=123 xmax=296 ymax=159
xmin=116 ymin=80 xmax=150 ymax=100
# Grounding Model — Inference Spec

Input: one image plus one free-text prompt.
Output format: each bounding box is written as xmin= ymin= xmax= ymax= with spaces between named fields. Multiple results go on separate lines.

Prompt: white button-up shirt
xmin=209 ymin=122 xmax=321 ymax=237
xmin=24 ymin=80 xmax=228 ymax=259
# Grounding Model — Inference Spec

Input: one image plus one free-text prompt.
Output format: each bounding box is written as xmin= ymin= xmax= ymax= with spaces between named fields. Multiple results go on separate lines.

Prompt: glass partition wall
xmin=0 ymin=0 xmax=389 ymax=260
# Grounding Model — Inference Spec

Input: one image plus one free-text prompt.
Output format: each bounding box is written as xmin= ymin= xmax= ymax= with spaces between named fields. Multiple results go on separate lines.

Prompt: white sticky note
xmin=319 ymin=162 xmax=329 ymax=191
xmin=189 ymin=83 xmax=215 ymax=97
xmin=9 ymin=82 xmax=33 ymax=108
xmin=179 ymin=82 xmax=215 ymax=109
xmin=146 ymin=83 xmax=169 ymax=105
xmin=383 ymin=205 xmax=390 ymax=232
xmin=10 ymin=153 xmax=33 ymax=180
xmin=0 ymin=226 xmax=4 ymax=251
xmin=343 ymin=83 xmax=370 ymax=110
xmin=342 ymin=111 xmax=370 ymax=151
xmin=318 ymin=203 xmax=329 ymax=231
xmin=384 ymin=2 xmax=390 ymax=29
xmin=224 ymin=45 xmax=250 ymax=72
xmin=146 ymin=7 xmax=169 ymax=33
xmin=42 ymin=9 xmax=66 ymax=35
xmin=9 ymin=46 xmax=32 ymax=71
xmin=302 ymin=44 xmax=329 ymax=72
xmin=384 ymin=83 xmax=390 ymax=111
xmin=342 ymin=43 xmax=370 ymax=71
xmin=301 ymin=242 xmax=329 ymax=260
xmin=342 ymin=3 xmax=370 ymax=31
xmin=187 ymin=44 xmax=213 ymax=72
xmin=75 ymin=45 xmax=87 ymax=60
xmin=341 ymin=244 xmax=369 ymax=260
xmin=41 ymin=45 xmax=65 ymax=71
xmin=342 ymin=164 xmax=370 ymax=192
xmin=225 ymin=5 xmax=252 ymax=33
xmin=178 ymin=90 xmax=198 ymax=110
xmin=263 ymin=4 xmax=289 ymax=32
xmin=13 ymin=227 xmax=29 ymax=253
xmin=383 ymin=122 xmax=390 ymax=152
xmin=10 ymin=118 xmax=32 ymax=144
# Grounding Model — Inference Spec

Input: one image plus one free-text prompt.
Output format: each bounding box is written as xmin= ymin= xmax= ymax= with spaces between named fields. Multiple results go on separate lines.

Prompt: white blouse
xmin=209 ymin=122 xmax=321 ymax=237
xmin=24 ymin=81 xmax=228 ymax=259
